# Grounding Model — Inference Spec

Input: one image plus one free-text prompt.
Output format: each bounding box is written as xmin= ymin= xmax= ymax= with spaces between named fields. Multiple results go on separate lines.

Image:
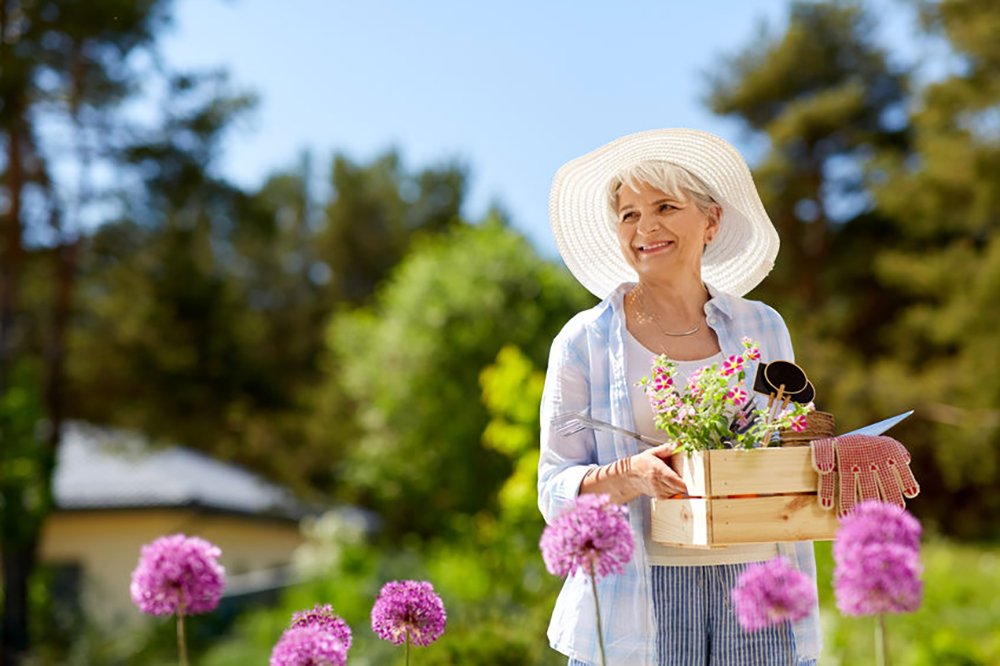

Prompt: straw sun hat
xmin=549 ymin=128 xmax=779 ymax=299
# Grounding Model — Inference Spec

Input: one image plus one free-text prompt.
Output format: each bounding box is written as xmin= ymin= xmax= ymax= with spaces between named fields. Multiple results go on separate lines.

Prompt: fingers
xmin=648 ymin=441 xmax=679 ymax=458
xmin=811 ymin=438 xmax=836 ymax=473
xmin=889 ymin=441 xmax=920 ymax=498
xmin=812 ymin=439 xmax=837 ymax=510
xmin=838 ymin=461 xmax=858 ymax=519
xmin=876 ymin=463 xmax=905 ymax=509
xmin=817 ymin=471 xmax=836 ymax=511
xmin=630 ymin=450 xmax=687 ymax=499
xmin=653 ymin=465 xmax=688 ymax=498
xmin=858 ymin=462 xmax=881 ymax=504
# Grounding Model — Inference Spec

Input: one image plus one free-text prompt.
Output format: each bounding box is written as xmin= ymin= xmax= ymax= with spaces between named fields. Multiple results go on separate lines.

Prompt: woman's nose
xmin=636 ymin=210 xmax=662 ymax=235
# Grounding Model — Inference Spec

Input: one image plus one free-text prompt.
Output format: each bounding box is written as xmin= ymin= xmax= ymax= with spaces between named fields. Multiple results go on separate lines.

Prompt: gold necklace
xmin=632 ymin=286 xmax=702 ymax=337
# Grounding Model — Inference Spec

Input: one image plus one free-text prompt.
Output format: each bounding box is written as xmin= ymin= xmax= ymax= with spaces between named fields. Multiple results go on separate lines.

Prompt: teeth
xmin=641 ymin=241 xmax=672 ymax=251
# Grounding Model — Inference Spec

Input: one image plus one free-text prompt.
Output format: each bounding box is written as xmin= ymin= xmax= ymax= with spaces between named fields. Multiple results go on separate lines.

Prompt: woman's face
xmin=615 ymin=181 xmax=720 ymax=283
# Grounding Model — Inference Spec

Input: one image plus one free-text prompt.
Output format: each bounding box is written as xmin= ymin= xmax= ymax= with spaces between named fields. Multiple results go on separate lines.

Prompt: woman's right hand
xmin=579 ymin=442 xmax=689 ymax=504
xmin=629 ymin=442 xmax=688 ymax=499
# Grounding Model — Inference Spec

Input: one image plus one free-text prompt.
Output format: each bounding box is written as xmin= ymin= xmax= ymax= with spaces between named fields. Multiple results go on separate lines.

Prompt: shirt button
xmin=707 ymin=317 xmax=717 ymax=326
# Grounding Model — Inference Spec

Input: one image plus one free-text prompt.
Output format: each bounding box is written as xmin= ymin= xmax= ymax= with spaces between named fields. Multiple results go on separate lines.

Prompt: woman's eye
xmin=620 ymin=212 xmax=636 ymax=223
xmin=659 ymin=203 xmax=676 ymax=212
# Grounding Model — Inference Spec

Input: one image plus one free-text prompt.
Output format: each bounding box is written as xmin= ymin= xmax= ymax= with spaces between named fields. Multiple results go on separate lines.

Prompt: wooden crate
xmin=650 ymin=447 xmax=840 ymax=548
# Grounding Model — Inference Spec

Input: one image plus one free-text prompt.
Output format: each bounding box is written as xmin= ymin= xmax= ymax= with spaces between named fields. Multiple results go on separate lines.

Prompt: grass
xmin=815 ymin=538 xmax=1000 ymax=665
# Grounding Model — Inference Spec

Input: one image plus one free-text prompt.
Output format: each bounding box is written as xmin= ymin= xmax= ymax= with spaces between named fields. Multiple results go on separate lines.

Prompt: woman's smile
xmin=636 ymin=239 xmax=675 ymax=254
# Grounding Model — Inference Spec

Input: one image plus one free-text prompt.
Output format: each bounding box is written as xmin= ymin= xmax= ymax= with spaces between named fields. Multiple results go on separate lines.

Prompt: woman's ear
xmin=704 ymin=203 xmax=722 ymax=243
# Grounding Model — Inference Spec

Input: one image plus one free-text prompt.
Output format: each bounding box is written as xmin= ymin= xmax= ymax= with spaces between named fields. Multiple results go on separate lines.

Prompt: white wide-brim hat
xmin=549 ymin=128 xmax=779 ymax=299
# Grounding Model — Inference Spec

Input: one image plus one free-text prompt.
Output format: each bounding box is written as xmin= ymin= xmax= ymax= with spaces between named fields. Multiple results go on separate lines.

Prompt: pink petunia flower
xmin=727 ymin=386 xmax=749 ymax=405
xmin=672 ymin=404 xmax=696 ymax=425
xmin=722 ymin=355 xmax=745 ymax=377
xmin=790 ymin=414 xmax=809 ymax=432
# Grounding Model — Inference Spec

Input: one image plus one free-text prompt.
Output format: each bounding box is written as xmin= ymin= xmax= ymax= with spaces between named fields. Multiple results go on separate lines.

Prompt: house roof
xmin=54 ymin=422 xmax=309 ymax=520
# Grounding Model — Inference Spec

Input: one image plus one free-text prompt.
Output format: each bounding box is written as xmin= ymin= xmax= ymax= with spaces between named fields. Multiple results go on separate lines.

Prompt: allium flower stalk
xmin=371 ymin=580 xmax=447 ymax=665
xmin=540 ymin=494 xmax=634 ymax=666
xmin=730 ymin=557 xmax=816 ymax=632
xmin=270 ymin=626 xmax=348 ymax=666
xmin=834 ymin=501 xmax=923 ymax=666
xmin=130 ymin=534 xmax=226 ymax=666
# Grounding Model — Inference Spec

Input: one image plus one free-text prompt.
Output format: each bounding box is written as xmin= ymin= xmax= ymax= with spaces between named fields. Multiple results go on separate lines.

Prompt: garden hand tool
xmin=811 ymin=434 xmax=920 ymax=517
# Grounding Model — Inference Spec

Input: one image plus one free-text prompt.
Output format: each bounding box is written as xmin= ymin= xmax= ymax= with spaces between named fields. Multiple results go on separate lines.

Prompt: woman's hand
xmin=579 ymin=442 xmax=688 ymax=504
xmin=629 ymin=443 xmax=688 ymax=499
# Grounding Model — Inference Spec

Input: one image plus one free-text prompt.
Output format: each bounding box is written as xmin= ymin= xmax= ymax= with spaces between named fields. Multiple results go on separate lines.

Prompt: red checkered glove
xmin=811 ymin=434 xmax=920 ymax=517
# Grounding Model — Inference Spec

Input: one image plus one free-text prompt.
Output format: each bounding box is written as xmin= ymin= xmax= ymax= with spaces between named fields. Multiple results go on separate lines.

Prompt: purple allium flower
xmin=370 ymin=580 xmax=447 ymax=647
xmin=835 ymin=500 xmax=922 ymax=553
xmin=730 ymin=557 xmax=816 ymax=632
xmin=834 ymin=543 xmax=922 ymax=616
xmin=289 ymin=604 xmax=352 ymax=652
xmin=270 ymin=626 xmax=347 ymax=666
xmin=540 ymin=493 xmax=634 ymax=580
xmin=129 ymin=534 xmax=225 ymax=616
xmin=833 ymin=501 xmax=923 ymax=616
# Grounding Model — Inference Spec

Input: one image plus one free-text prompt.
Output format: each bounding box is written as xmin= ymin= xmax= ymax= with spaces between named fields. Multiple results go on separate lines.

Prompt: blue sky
xmin=160 ymin=0 xmax=917 ymax=257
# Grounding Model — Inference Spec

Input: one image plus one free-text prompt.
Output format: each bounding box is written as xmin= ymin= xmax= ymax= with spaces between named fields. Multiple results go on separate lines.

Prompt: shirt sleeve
xmin=761 ymin=302 xmax=796 ymax=363
xmin=537 ymin=329 xmax=599 ymax=524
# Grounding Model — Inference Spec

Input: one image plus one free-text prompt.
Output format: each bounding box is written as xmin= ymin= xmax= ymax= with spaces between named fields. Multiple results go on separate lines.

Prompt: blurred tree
xmin=323 ymin=218 xmax=593 ymax=538
xmin=708 ymin=0 xmax=909 ymax=327
xmin=861 ymin=0 xmax=1000 ymax=537
xmin=317 ymin=151 xmax=466 ymax=304
xmin=0 ymin=0 xmax=172 ymax=661
xmin=66 ymin=148 xmax=467 ymax=497
xmin=705 ymin=0 xmax=912 ymax=452
xmin=710 ymin=0 xmax=1000 ymax=537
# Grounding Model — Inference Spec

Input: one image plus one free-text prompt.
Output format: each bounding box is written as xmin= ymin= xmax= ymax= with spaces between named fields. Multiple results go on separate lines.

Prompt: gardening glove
xmin=811 ymin=434 xmax=920 ymax=517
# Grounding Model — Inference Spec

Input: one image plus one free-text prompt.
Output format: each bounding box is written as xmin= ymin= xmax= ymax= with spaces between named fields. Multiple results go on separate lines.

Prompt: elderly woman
xmin=538 ymin=129 xmax=821 ymax=665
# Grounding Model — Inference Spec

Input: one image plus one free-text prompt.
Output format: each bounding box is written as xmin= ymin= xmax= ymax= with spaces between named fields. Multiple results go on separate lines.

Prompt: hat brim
xmin=549 ymin=128 xmax=779 ymax=299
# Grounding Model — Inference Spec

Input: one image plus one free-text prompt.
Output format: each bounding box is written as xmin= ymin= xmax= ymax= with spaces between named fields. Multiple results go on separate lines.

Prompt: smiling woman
xmin=538 ymin=129 xmax=822 ymax=665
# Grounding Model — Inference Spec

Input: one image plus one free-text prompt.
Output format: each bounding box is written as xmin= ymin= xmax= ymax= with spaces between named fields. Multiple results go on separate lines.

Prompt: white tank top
xmin=625 ymin=328 xmax=779 ymax=566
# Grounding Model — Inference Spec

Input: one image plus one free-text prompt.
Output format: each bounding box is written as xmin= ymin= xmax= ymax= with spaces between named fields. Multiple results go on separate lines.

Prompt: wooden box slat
xmin=653 ymin=447 xmax=838 ymax=548
xmin=667 ymin=447 xmax=818 ymax=497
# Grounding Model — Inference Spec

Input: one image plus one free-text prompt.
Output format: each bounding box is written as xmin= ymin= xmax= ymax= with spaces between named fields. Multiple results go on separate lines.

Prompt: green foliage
xmin=200 ymin=506 xmax=564 ymax=666
xmin=326 ymin=219 xmax=593 ymax=537
xmin=815 ymin=539 xmax=1000 ymax=664
xmin=480 ymin=345 xmax=547 ymax=521
xmin=318 ymin=152 xmax=467 ymax=304
xmin=0 ymin=362 xmax=51 ymax=543
xmin=710 ymin=0 xmax=1000 ymax=537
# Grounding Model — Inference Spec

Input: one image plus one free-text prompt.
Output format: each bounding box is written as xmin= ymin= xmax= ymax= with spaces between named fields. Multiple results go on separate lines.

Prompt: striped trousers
xmin=569 ymin=563 xmax=812 ymax=666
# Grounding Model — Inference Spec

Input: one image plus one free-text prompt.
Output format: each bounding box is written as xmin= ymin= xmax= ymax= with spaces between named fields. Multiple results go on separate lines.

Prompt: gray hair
xmin=606 ymin=161 xmax=720 ymax=225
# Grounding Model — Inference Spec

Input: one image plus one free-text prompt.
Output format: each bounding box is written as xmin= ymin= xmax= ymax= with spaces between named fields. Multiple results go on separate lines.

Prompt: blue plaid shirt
xmin=538 ymin=283 xmax=822 ymax=665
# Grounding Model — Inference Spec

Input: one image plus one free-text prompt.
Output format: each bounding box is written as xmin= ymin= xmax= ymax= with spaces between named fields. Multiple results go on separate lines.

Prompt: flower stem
xmin=405 ymin=631 xmax=410 ymax=666
xmin=590 ymin=563 xmax=606 ymax=666
xmin=875 ymin=614 xmax=890 ymax=666
xmin=177 ymin=613 xmax=189 ymax=666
